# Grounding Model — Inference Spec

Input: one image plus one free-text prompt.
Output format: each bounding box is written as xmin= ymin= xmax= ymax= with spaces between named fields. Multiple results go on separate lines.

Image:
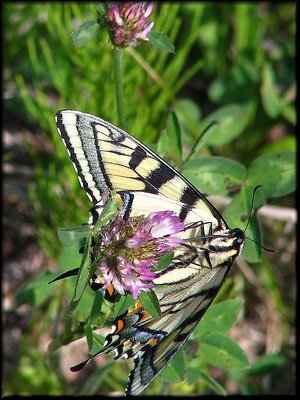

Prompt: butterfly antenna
xmin=243 ymin=185 xmax=263 ymax=234
xmin=243 ymin=185 xmax=277 ymax=253
xmin=245 ymin=236 xmax=277 ymax=252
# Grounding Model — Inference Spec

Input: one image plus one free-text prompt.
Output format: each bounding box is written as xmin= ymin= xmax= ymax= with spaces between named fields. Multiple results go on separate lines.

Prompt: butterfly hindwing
xmin=95 ymin=243 xmax=233 ymax=395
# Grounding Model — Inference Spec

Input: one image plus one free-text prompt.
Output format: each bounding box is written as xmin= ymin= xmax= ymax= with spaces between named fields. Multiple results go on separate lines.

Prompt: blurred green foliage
xmin=4 ymin=2 xmax=295 ymax=396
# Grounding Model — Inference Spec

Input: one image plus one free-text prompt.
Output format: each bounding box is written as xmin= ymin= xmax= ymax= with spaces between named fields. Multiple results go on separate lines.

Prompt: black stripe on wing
xmin=129 ymin=145 xmax=148 ymax=169
xmin=56 ymin=111 xmax=113 ymax=204
xmin=125 ymin=283 xmax=224 ymax=396
xmin=56 ymin=110 xmax=227 ymax=229
xmin=56 ymin=112 xmax=97 ymax=203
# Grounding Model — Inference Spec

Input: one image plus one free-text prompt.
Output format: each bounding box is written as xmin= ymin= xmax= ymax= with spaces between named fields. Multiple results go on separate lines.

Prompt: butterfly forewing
xmin=55 ymin=110 xmax=226 ymax=227
xmin=55 ymin=110 xmax=244 ymax=395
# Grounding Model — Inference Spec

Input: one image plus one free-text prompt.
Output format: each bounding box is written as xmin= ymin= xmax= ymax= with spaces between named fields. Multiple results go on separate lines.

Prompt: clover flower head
xmin=107 ymin=2 xmax=154 ymax=47
xmin=94 ymin=210 xmax=184 ymax=298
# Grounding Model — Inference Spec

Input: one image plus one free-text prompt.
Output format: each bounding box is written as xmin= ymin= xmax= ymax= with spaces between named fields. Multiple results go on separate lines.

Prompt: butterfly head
xmin=192 ymin=226 xmax=245 ymax=269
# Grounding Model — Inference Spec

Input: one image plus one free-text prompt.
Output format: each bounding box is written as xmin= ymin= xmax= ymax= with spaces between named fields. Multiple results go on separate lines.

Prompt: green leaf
xmin=139 ymin=290 xmax=161 ymax=318
xmin=157 ymin=251 xmax=174 ymax=271
xmin=156 ymin=128 xmax=169 ymax=158
xmin=114 ymin=293 xmax=134 ymax=318
xmin=200 ymin=332 xmax=249 ymax=369
xmin=90 ymin=332 xmax=106 ymax=354
xmin=186 ymin=366 xmax=202 ymax=385
xmin=92 ymin=331 xmax=106 ymax=346
xmin=57 ymin=241 xmax=83 ymax=269
xmin=261 ymin=135 xmax=296 ymax=154
xmin=199 ymin=104 xmax=248 ymax=146
xmin=225 ymin=185 xmax=265 ymax=262
xmin=175 ymin=98 xmax=202 ymax=125
xmin=247 ymin=353 xmax=287 ymax=375
xmin=87 ymin=291 xmax=103 ymax=325
xmin=85 ymin=325 xmax=94 ymax=350
xmin=73 ymin=235 xmax=92 ymax=302
xmin=57 ymin=225 xmax=91 ymax=247
xmin=261 ymin=63 xmax=282 ymax=118
xmin=169 ymin=350 xmax=186 ymax=380
xmin=281 ymin=99 xmax=296 ymax=125
xmin=147 ymin=31 xmax=175 ymax=53
xmin=162 ymin=350 xmax=186 ymax=382
xmin=194 ymin=300 xmax=244 ymax=337
xmin=167 ymin=112 xmax=182 ymax=160
xmin=234 ymin=4 xmax=260 ymax=53
xmin=247 ymin=151 xmax=296 ymax=198
xmin=96 ymin=2 xmax=108 ymax=16
xmin=225 ymin=185 xmax=266 ymax=228
xmin=241 ymin=219 xmax=261 ymax=262
xmin=71 ymin=20 xmax=99 ymax=48
xmin=183 ymin=156 xmax=246 ymax=195
xmin=16 ymin=270 xmax=58 ymax=306
xmin=188 ymin=368 xmax=227 ymax=395
xmin=184 ymin=121 xmax=219 ymax=160
xmin=75 ymin=283 xmax=99 ymax=322
xmin=92 ymin=192 xmax=123 ymax=233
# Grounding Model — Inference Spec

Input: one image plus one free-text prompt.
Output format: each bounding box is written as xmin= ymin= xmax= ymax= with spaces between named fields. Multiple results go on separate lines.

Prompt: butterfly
xmin=55 ymin=110 xmax=245 ymax=395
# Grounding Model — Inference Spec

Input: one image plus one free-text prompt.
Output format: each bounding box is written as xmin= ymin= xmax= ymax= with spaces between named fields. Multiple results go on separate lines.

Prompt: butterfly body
xmin=55 ymin=110 xmax=244 ymax=395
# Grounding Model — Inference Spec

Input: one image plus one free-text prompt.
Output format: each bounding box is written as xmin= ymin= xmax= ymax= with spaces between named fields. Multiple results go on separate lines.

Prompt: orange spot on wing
xmin=141 ymin=310 xmax=151 ymax=320
xmin=115 ymin=319 xmax=125 ymax=333
xmin=148 ymin=337 xmax=159 ymax=346
xmin=136 ymin=300 xmax=143 ymax=310
xmin=128 ymin=299 xmax=144 ymax=315
xmin=107 ymin=284 xmax=115 ymax=296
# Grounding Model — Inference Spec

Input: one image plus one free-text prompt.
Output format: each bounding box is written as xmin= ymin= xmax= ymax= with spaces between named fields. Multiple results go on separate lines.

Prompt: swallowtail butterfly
xmin=55 ymin=110 xmax=244 ymax=395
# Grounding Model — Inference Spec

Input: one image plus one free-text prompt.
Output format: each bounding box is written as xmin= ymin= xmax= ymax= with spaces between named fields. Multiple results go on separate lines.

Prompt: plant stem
xmin=63 ymin=298 xmax=78 ymax=337
xmin=113 ymin=46 xmax=127 ymax=130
